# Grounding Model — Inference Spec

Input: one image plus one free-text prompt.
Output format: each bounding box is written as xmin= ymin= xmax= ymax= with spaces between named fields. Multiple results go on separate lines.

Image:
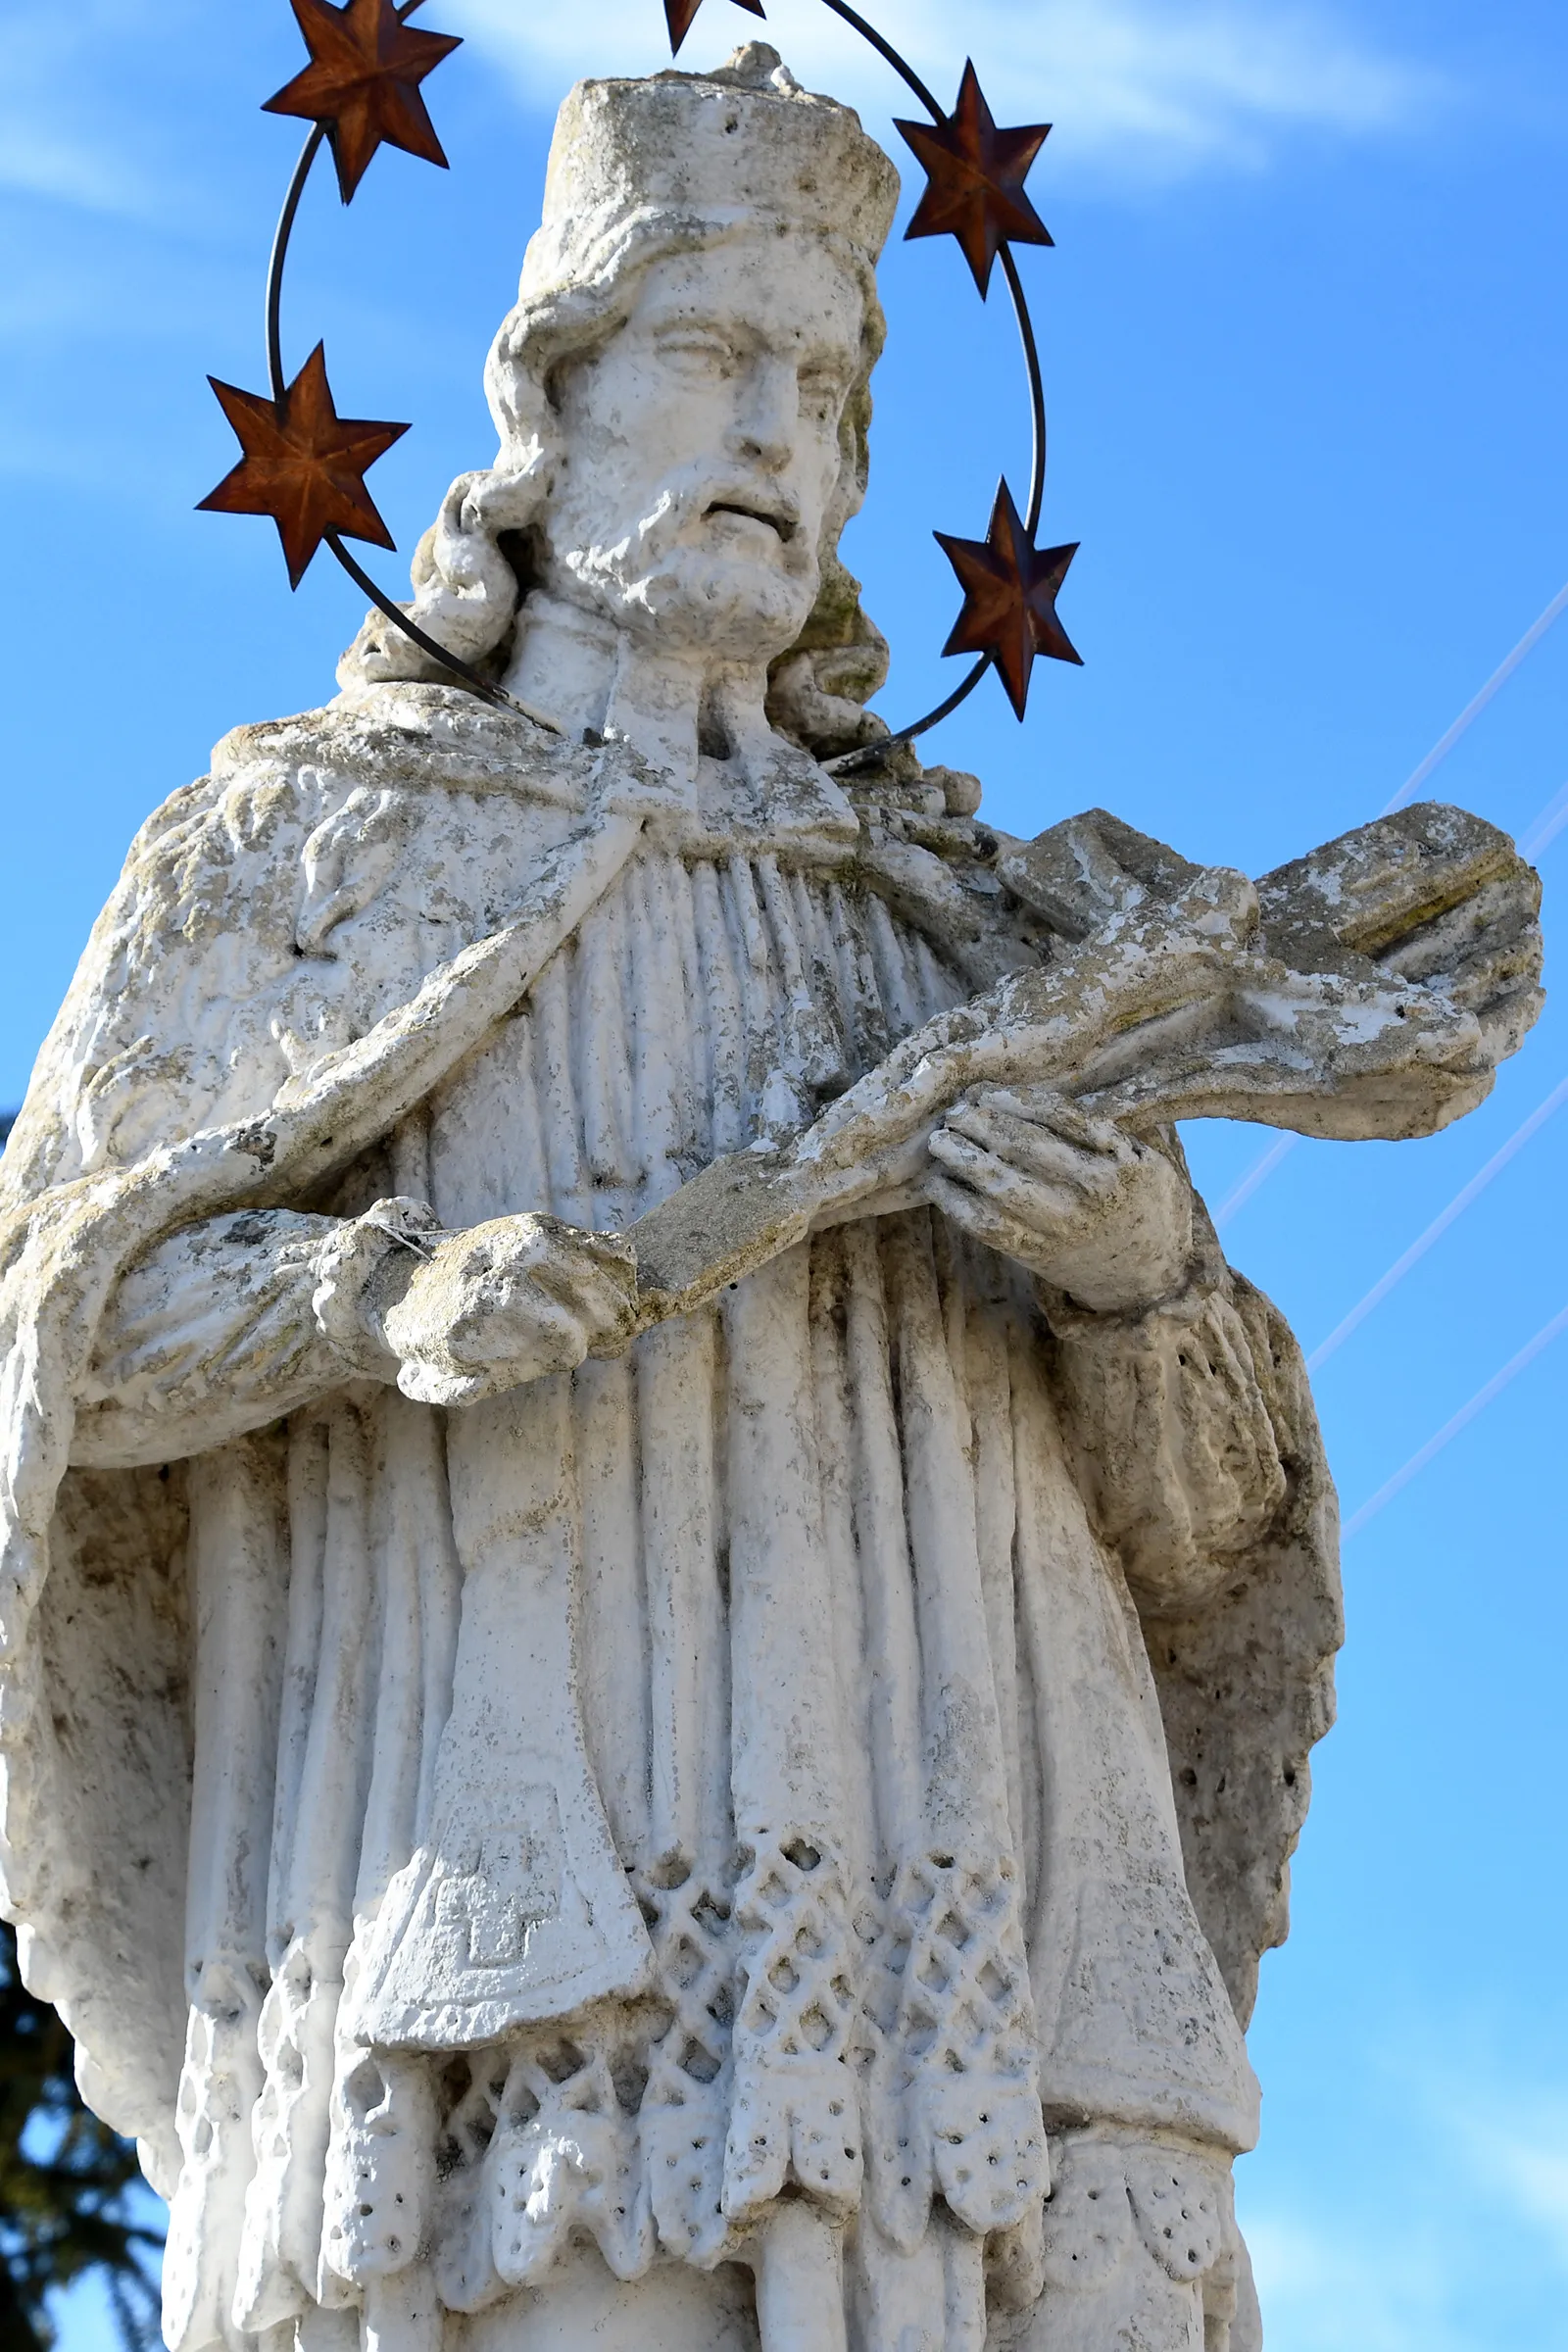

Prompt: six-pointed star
xmin=896 ymin=61 xmax=1052 ymax=297
xmin=225 ymin=2 xmax=1080 ymax=717
xmin=936 ymin=480 xmax=1081 ymax=721
xmin=199 ymin=344 xmax=410 ymax=588
xmin=264 ymin=0 xmax=462 ymax=203
xmin=664 ymin=0 xmax=767 ymax=57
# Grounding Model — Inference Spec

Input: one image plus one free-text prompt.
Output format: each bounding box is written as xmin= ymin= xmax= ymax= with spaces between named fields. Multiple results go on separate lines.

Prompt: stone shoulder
xmin=1 ymin=689 xmax=590 ymax=1207
xmin=2 ymin=696 xmax=1043 ymax=1213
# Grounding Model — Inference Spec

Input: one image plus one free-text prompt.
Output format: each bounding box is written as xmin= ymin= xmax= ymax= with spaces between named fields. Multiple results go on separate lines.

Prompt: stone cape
xmin=0 ymin=683 xmax=1349 ymax=2349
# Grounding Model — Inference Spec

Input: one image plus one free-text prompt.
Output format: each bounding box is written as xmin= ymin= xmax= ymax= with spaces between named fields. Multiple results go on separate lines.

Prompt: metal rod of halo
xmin=813 ymin=4 xmax=1053 ymax=766
xmin=259 ymin=0 xmax=1057 ymax=755
xmin=261 ymin=25 xmax=515 ymax=710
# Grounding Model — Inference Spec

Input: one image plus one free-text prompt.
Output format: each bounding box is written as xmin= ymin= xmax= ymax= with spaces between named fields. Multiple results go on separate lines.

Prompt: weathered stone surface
xmin=0 ymin=43 xmax=1543 ymax=2352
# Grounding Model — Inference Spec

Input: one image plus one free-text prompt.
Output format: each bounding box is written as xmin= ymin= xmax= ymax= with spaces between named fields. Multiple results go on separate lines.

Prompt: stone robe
xmin=0 ymin=686 xmax=1341 ymax=2350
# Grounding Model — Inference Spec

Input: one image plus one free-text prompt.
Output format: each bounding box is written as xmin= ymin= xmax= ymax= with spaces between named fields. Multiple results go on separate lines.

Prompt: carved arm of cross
xmin=619 ymin=805 xmax=1543 ymax=1330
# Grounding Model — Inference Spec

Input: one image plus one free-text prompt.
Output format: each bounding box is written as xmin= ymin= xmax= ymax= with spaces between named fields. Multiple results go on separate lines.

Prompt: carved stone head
xmin=341 ymin=47 xmax=902 ymax=752
xmin=493 ymin=48 xmax=900 ymax=662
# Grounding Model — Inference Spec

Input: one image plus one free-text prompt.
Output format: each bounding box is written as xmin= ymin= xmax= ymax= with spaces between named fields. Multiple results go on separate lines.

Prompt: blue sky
xmin=4 ymin=2 xmax=1567 ymax=2346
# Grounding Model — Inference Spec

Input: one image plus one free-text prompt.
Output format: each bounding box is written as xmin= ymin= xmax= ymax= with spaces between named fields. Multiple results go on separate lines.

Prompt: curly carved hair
xmin=337 ymin=211 xmax=894 ymax=760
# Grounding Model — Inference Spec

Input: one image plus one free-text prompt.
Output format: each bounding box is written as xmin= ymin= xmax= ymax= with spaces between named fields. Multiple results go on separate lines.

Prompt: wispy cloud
xmin=1462 ymin=2097 xmax=1568 ymax=2271
xmin=0 ymin=0 xmax=196 ymax=220
xmin=0 ymin=122 xmax=152 ymax=215
xmin=446 ymin=0 xmax=1442 ymax=183
xmin=1247 ymin=2211 xmax=1476 ymax=2352
xmin=1241 ymin=2034 xmax=1568 ymax=2352
xmin=0 ymin=0 xmax=1450 ymax=216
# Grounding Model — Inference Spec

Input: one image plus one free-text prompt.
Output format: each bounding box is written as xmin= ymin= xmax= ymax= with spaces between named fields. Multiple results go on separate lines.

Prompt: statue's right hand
xmin=378 ymin=1215 xmax=639 ymax=1407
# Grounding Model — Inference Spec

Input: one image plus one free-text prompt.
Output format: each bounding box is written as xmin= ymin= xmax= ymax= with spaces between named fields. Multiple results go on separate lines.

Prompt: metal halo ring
xmin=254 ymin=0 xmax=1057 ymax=760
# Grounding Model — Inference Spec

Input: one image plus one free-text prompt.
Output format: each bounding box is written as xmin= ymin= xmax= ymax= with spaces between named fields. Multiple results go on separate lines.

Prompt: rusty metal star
xmin=935 ymin=480 xmax=1081 ymax=720
xmin=263 ymin=0 xmax=462 ymax=204
xmin=896 ymin=61 xmax=1053 ymax=297
xmin=664 ymin=0 xmax=767 ymax=59
xmin=199 ymin=343 xmax=410 ymax=588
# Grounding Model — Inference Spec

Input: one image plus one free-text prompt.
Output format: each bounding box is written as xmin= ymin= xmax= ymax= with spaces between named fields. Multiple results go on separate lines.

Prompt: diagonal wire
xmin=1213 ymin=1133 xmax=1298 ymax=1230
xmin=1343 ymin=1300 xmax=1568 ymax=1539
xmin=1217 ymin=715 xmax=1568 ymax=1232
xmin=1381 ymin=578 xmax=1568 ymax=815
xmin=1305 ymin=1071 xmax=1568 ymax=1371
xmin=1520 ymin=778 xmax=1568 ymax=862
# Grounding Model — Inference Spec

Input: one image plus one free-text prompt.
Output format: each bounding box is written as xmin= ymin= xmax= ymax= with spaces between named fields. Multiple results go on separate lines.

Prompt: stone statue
xmin=0 ymin=45 xmax=1543 ymax=2352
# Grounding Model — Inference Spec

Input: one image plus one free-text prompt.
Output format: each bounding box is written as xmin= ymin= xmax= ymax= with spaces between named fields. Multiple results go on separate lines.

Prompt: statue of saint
xmin=0 ymin=45 xmax=1542 ymax=2352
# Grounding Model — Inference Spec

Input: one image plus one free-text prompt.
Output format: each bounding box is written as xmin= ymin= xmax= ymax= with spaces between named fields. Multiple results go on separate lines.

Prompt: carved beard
xmin=539 ymin=457 xmax=822 ymax=663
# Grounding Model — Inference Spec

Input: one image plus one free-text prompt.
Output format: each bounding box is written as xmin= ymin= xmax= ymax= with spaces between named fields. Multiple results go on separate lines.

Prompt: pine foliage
xmin=1 ymin=1921 xmax=164 ymax=2351
xmin=0 ymin=1109 xmax=166 ymax=2343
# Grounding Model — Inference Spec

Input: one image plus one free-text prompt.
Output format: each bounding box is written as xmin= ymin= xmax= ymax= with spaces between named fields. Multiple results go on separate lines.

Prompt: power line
xmin=1381 ymin=578 xmax=1568 ymax=815
xmin=1213 ymin=1133 xmax=1298 ymax=1230
xmin=1343 ymin=1299 xmax=1568 ymax=1539
xmin=1305 ymin=1071 xmax=1568 ymax=1371
xmin=1217 ymin=719 xmax=1568 ymax=1232
xmin=1520 ymin=778 xmax=1568 ymax=862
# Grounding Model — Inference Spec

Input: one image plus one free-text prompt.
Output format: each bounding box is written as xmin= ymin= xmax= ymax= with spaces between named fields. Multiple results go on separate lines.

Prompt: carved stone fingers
xmin=382 ymin=1215 xmax=639 ymax=1406
xmin=928 ymin=1093 xmax=1193 ymax=1311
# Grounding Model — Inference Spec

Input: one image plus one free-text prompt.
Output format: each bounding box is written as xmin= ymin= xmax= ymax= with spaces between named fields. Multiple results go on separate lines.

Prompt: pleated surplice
xmin=173 ymin=841 xmax=1254 ymax=2344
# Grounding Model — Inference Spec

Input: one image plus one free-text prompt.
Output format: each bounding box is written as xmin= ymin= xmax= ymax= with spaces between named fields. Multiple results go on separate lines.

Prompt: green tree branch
xmin=1 ymin=1923 xmax=164 ymax=2352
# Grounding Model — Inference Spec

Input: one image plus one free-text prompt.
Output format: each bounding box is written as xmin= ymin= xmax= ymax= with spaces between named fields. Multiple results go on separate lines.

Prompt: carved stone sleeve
xmin=1040 ymin=1226 xmax=1289 ymax=1620
xmin=73 ymin=1205 xmax=426 ymax=1469
xmin=1143 ymin=1275 xmax=1342 ymax=2029
xmin=1042 ymin=1209 xmax=1343 ymax=2028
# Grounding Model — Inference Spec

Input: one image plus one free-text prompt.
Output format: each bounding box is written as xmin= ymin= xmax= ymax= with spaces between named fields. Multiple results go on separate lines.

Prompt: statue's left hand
xmin=925 ymin=1089 xmax=1193 ymax=1313
xmin=376 ymin=1214 xmax=640 ymax=1406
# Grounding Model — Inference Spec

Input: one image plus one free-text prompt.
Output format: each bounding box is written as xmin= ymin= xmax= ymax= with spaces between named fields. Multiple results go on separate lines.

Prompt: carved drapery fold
xmin=18 ymin=788 xmax=1297 ymax=2350
xmin=175 ymin=847 xmax=1248 ymax=2340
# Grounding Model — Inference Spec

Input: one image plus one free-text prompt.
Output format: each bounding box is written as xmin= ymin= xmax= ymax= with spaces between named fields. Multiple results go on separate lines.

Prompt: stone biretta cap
xmin=515 ymin=42 xmax=902 ymax=307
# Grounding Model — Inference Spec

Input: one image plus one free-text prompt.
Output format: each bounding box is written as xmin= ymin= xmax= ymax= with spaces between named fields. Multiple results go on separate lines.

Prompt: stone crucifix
xmin=0 ymin=44 xmax=1541 ymax=2352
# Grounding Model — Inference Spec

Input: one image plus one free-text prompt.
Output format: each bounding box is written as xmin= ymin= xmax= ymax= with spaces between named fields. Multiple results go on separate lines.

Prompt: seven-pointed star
xmin=896 ymin=61 xmax=1053 ymax=297
xmin=936 ymin=479 xmax=1081 ymax=720
xmin=199 ymin=343 xmax=410 ymax=588
xmin=664 ymin=0 xmax=767 ymax=57
xmin=263 ymin=0 xmax=462 ymax=204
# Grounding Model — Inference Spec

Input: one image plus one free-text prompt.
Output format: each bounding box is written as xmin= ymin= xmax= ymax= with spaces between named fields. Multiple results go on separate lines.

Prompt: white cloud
xmin=1246 ymin=2211 xmax=1472 ymax=2352
xmin=0 ymin=0 xmax=1451 ymax=218
xmin=1238 ymin=2038 xmax=1568 ymax=2352
xmin=1390 ymin=2028 xmax=1568 ymax=2280
xmin=1461 ymin=2098 xmax=1568 ymax=2271
xmin=445 ymin=0 xmax=1440 ymax=183
xmin=0 ymin=123 xmax=153 ymax=216
xmin=0 ymin=0 xmax=189 ymax=220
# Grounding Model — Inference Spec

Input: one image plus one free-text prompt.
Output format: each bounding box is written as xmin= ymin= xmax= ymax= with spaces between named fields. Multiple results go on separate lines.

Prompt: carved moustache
xmin=549 ymin=462 xmax=815 ymax=627
xmin=625 ymin=466 xmax=810 ymax=576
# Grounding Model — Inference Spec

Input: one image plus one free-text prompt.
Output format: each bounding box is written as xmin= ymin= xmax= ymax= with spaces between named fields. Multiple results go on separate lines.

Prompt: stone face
xmin=0 ymin=43 xmax=1544 ymax=2352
